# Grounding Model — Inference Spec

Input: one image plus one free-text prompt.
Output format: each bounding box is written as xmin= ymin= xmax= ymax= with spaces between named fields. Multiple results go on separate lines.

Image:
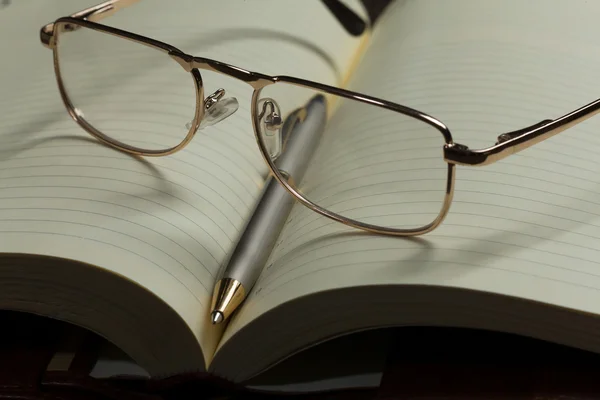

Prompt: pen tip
xmin=211 ymin=311 xmax=224 ymax=325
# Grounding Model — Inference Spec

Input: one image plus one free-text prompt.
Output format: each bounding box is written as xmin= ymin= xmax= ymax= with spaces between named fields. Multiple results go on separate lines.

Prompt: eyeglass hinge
xmin=444 ymin=142 xmax=488 ymax=166
xmin=40 ymin=21 xmax=82 ymax=49
xmin=40 ymin=23 xmax=55 ymax=48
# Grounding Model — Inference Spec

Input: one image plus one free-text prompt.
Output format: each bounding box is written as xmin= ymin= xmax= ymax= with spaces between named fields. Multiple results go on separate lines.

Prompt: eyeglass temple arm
xmin=321 ymin=0 xmax=368 ymax=36
xmin=41 ymin=0 xmax=367 ymax=48
xmin=444 ymin=97 xmax=600 ymax=166
xmin=40 ymin=0 xmax=139 ymax=48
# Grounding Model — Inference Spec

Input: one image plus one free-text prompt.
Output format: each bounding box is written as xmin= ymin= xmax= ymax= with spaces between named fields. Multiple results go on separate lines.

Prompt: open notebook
xmin=3 ymin=0 xmax=600 ymax=383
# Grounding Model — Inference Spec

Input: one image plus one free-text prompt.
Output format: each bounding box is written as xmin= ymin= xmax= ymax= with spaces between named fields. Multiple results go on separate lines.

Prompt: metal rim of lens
xmin=250 ymin=82 xmax=456 ymax=237
xmin=52 ymin=20 xmax=203 ymax=157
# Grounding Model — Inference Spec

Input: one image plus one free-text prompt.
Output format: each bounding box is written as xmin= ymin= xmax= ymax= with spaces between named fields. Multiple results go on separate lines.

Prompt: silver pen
xmin=210 ymin=94 xmax=328 ymax=324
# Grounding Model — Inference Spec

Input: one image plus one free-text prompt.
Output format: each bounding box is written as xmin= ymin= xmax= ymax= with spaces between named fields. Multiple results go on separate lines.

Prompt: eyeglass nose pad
xmin=257 ymin=98 xmax=283 ymax=161
xmin=186 ymin=88 xmax=239 ymax=131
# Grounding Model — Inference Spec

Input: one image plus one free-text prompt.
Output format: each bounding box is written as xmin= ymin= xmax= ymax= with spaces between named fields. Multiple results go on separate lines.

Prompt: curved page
xmin=214 ymin=0 xmax=600 ymax=381
xmin=0 ymin=0 xmax=364 ymax=375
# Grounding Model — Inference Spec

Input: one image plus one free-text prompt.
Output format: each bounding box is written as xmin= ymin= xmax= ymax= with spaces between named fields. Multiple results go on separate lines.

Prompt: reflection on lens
xmin=255 ymin=81 xmax=449 ymax=232
xmin=56 ymin=23 xmax=197 ymax=153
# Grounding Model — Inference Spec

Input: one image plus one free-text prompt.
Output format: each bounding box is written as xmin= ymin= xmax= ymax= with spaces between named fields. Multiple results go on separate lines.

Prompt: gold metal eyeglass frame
xmin=40 ymin=0 xmax=600 ymax=237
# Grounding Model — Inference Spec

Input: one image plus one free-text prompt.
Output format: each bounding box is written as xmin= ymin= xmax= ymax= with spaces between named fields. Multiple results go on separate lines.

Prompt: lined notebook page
xmin=0 ymin=0 xmax=364 ymax=368
xmin=222 ymin=0 xmax=600 ymax=342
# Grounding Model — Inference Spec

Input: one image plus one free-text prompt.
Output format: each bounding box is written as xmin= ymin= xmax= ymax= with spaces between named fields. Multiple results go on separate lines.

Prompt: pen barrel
xmin=225 ymin=176 xmax=295 ymax=286
xmin=222 ymin=96 xmax=328 ymax=288
xmin=276 ymin=95 xmax=328 ymax=183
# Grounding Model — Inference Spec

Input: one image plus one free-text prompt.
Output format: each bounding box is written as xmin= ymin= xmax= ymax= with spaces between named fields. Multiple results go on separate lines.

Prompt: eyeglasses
xmin=40 ymin=0 xmax=600 ymax=237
